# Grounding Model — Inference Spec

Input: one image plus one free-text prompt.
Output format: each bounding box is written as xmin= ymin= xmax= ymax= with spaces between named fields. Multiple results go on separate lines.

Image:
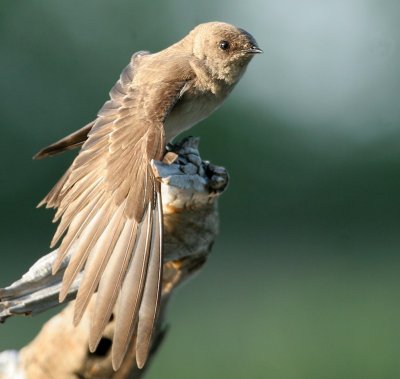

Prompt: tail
xmin=34 ymin=121 xmax=94 ymax=160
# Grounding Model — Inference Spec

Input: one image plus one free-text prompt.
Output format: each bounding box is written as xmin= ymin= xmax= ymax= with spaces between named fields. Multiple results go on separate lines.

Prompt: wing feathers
xmin=37 ymin=167 xmax=72 ymax=209
xmin=111 ymin=203 xmax=153 ymax=370
xmin=89 ymin=215 xmax=138 ymax=351
xmin=51 ymin=179 xmax=103 ymax=248
xmin=135 ymin=190 xmax=163 ymax=368
xmin=73 ymin=201 xmax=126 ymax=324
xmin=59 ymin=197 xmax=113 ymax=302
xmin=52 ymin=192 xmax=103 ymax=273
xmin=36 ymin=50 xmax=191 ymax=370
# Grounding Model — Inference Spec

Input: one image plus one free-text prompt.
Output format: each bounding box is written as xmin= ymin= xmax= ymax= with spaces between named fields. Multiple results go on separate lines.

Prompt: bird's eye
xmin=219 ymin=40 xmax=230 ymax=50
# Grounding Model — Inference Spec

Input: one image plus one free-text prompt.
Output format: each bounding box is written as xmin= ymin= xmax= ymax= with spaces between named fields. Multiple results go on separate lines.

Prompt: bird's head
xmin=190 ymin=22 xmax=262 ymax=85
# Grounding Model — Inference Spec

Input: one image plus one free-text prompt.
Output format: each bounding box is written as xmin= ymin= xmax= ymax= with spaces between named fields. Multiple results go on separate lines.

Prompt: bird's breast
xmin=164 ymin=92 xmax=223 ymax=142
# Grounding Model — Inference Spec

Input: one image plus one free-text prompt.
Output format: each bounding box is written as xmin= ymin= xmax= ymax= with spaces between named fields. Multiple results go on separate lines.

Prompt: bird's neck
xmin=189 ymin=59 xmax=233 ymax=97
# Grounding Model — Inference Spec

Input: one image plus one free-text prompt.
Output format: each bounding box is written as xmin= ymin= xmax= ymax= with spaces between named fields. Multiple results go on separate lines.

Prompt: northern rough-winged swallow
xmin=34 ymin=21 xmax=261 ymax=370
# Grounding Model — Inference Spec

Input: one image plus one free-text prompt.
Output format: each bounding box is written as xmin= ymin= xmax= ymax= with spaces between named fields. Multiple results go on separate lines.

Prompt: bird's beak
xmin=245 ymin=45 xmax=263 ymax=54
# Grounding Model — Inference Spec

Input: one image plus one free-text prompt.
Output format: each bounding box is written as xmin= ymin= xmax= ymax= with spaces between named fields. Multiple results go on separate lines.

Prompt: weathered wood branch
xmin=0 ymin=137 xmax=228 ymax=379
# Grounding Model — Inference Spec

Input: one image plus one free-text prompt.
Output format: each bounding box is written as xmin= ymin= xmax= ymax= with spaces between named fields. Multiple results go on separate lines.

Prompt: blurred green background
xmin=1 ymin=1 xmax=400 ymax=378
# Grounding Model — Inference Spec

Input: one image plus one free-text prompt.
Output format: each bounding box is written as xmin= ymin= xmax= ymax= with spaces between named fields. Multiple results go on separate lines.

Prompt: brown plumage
xmin=34 ymin=22 xmax=261 ymax=370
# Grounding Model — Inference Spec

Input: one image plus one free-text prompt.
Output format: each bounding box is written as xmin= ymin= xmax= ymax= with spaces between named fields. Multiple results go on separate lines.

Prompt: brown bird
xmin=34 ymin=21 xmax=261 ymax=370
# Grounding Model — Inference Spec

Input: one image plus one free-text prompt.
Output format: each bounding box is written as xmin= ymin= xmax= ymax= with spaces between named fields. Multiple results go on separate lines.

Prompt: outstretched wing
xmin=38 ymin=51 xmax=191 ymax=370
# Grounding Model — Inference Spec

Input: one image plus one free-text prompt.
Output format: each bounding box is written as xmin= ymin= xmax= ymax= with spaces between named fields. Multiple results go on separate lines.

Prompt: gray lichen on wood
xmin=0 ymin=137 xmax=228 ymax=379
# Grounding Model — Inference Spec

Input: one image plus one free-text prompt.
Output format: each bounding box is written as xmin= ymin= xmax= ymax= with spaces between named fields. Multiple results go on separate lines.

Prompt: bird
xmin=34 ymin=21 xmax=261 ymax=370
